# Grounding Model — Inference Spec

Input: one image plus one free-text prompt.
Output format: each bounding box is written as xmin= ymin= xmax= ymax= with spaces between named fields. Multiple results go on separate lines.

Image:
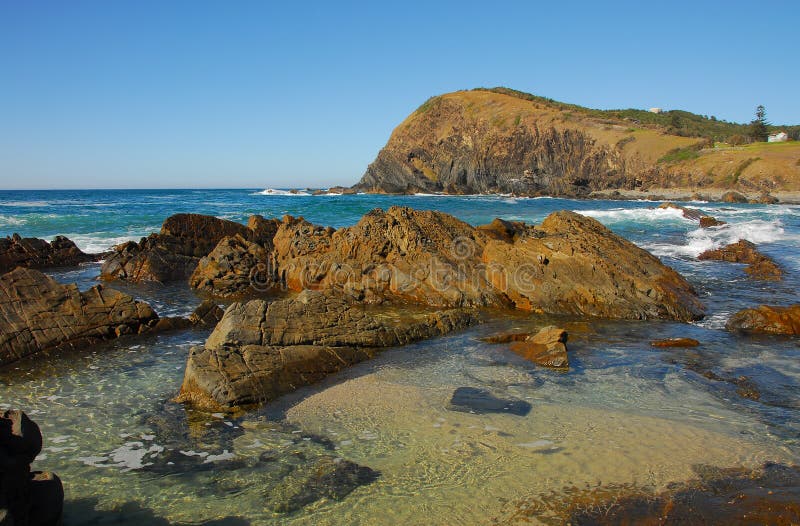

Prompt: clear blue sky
xmin=1 ymin=1 xmax=797 ymax=189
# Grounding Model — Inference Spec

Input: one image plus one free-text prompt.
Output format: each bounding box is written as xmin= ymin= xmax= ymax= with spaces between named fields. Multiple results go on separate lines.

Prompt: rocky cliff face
xmin=354 ymin=89 xmax=800 ymax=195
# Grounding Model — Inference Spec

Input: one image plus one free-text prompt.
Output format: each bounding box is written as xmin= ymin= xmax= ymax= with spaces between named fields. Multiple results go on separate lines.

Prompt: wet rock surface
xmin=650 ymin=337 xmax=700 ymax=348
xmin=656 ymin=202 xmax=725 ymax=227
xmin=500 ymin=462 xmax=800 ymax=525
xmin=0 ymin=410 xmax=63 ymax=526
xmin=448 ymin=387 xmax=532 ymax=416
xmin=726 ymin=304 xmax=800 ymax=336
xmin=0 ymin=268 xmax=159 ymax=366
xmin=699 ymin=239 xmax=782 ymax=281
xmin=0 ymin=234 xmax=99 ymax=274
xmin=177 ymin=290 xmax=475 ymax=409
xmin=484 ymin=326 xmax=569 ymax=368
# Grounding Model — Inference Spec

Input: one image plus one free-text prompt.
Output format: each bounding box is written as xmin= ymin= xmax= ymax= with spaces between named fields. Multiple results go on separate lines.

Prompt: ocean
xmin=1 ymin=188 xmax=799 ymax=524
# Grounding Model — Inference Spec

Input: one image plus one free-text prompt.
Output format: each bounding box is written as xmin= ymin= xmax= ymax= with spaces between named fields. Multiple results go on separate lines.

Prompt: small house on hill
xmin=768 ymin=132 xmax=789 ymax=143
xmin=649 ymin=107 xmax=663 ymax=114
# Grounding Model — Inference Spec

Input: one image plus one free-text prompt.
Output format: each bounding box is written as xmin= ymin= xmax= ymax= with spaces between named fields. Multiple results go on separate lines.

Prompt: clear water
xmin=1 ymin=190 xmax=799 ymax=525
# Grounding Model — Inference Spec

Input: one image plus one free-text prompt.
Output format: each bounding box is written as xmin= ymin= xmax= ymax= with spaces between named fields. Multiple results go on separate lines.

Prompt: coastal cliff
xmin=355 ymin=88 xmax=800 ymax=196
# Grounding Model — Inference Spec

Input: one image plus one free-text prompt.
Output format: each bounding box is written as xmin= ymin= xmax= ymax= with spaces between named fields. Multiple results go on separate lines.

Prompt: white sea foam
xmin=578 ymin=206 xmax=691 ymax=223
xmin=645 ymin=219 xmax=787 ymax=258
xmin=64 ymin=234 xmax=141 ymax=253
xmin=253 ymin=188 xmax=311 ymax=196
xmin=0 ymin=215 xmax=26 ymax=227
xmin=1 ymin=201 xmax=50 ymax=207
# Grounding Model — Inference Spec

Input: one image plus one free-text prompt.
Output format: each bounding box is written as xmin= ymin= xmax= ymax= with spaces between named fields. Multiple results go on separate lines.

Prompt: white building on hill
xmin=768 ymin=132 xmax=788 ymax=143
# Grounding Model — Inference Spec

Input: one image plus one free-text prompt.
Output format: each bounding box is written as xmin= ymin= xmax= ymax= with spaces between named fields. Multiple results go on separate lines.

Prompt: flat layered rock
xmin=0 ymin=234 xmax=98 ymax=274
xmin=726 ymin=304 xmax=800 ymax=336
xmin=0 ymin=268 xmax=158 ymax=366
xmin=699 ymin=240 xmax=782 ymax=281
xmin=177 ymin=290 xmax=475 ymax=409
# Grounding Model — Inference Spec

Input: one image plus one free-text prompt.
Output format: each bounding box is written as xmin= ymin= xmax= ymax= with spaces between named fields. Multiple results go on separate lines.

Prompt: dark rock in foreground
xmin=698 ymin=239 xmax=782 ymax=281
xmin=177 ymin=290 xmax=474 ymax=409
xmin=448 ymin=387 xmax=532 ymax=416
xmin=0 ymin=410 xmax=63 ymax=526
xmin=726 ymin=304 xmax=800 ymax=336
xmin=0 ymin=268 xmax=159 ymax=366
xmin=0 ymin=234 xmax=98 ymax=274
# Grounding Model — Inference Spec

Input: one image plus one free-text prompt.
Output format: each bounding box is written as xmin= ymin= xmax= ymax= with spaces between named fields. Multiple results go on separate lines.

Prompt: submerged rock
xmin=726 ymin=304 xmax=800 ymax=336
xmin=508 ymin=326 xmax=569 ymax=368
xmin=177 ymin=290 xmax=474 ymax=409
xmin=0 ymin=234 xmax=98 ymax=274
xmin=0 ymin=410 xmax=63 ymax=526
xmin=0 ymin=268 xmax=158 ymax=366
xmin=698 ymin=239 xmax=782 ymax=281
xmin=650 ymin=337 xmax=700 ymax=348
xmin=448 ymin=387 xmax=532 ymax=416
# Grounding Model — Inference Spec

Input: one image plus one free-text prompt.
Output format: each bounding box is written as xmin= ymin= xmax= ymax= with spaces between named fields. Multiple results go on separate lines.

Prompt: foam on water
xmin=0 ymin=214 xmax=27 ymax=227
xmin=253 ymin=188 xmax=311 ymax=196
xmin=645 ymin=219 xmax=786 ymax=258
xmin=64 ymin=234 xmax=142 ymax=253
xmin=577 ymin=206 xmax=691 ymax=224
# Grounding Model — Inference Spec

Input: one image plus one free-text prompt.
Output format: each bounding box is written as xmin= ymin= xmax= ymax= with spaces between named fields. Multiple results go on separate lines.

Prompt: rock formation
xmin=177 ymin=290 xmax=474 ymax=409
xmin=192 ymin=207 xmax=704 ymax=321
xmin=726 ymin=304 xmax=800 ymax=336
xmin=189 ymin=235 xmax=275 ymax=297
xmin=100 ymin=213 xmax=255 ymax=283
xmin=650 ymin=337 xmax=700 ymax=348
xmin=483 ymin=326 xmax=569 ymax=368
xmin=0 ymin=268 xmax=159 ymax=366
xmin=0 ymin=410 xmax=63 ymax=526
xmin=0 ymin=234 xmax=98 ymax=274
xmin=698 ymin=240 xmax=782 ymax=281
xmin=656 ymin=202 xmax=725 ymax=227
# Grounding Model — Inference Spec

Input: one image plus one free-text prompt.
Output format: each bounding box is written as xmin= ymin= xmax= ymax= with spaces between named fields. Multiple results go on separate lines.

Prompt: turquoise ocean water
xmin=1 ymin=189 xmax=799 ymax=524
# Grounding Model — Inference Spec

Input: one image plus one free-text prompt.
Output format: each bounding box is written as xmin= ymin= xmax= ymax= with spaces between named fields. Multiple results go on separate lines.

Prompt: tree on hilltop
xmin=748 ymin=105 xmax=769 ymax=142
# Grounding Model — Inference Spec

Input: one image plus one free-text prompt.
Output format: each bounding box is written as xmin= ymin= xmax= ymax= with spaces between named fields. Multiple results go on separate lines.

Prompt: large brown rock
xmin=272 ymin=208 xmax=703 ymax=320
xmin=0 ymin=234 xmax=98 ymax=274
xmin=726 ymin=304 xmax=800 ymax=336
xmin=698 ymin=239 xmax=782 ymax=281
xmin=100 ymin=213 xmax=251 ymax=283
xmin=189 ymin=235 xmax=275 ymax=298
xmin=177 ymin=290 xmax=474 ymax=409
xmin=0 ymin=410 xmax=63 ymax=526
xmin=509 ymin=326 xmax=569 ymax=368
xmin=0 ymin=268 xmax=158 ymax=366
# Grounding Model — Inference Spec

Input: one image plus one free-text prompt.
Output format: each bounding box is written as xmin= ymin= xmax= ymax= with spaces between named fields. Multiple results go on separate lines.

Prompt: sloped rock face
xmin=0 ymin=268 xmax=158 ymax=366
xmin=726 ymin=304 xmax=800 ymax=336
xmin=481 ymin=210 xmax=704 ymax=320
xmin=0 ymin=234 xmax=97 ymax=274
xmin=0 ymin=410 xmax=63 ymax=526
xmin=177 ymin=290 xmax=474 ymax=409
xmin=698 ymin=240 xmax=782 ymax=281
xmin=355 ymin=94 xmax=633 ymax=196
xmin=100 ymin=213 xmax=251 ymax=283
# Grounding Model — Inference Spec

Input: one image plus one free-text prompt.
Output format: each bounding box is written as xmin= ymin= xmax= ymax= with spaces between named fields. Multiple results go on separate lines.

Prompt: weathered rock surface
xmin=650 ymin=337 xmax=700 ymax=348
xmin=0 ymin=234 xmax=98 ymax=274
xmin=177 ymin=290 xmax=474 ymax=409
xmin=0 ymin=268 xmax=158 ymax=366
xmin=0 ymin=410 xmax=63 ymax=526
xmin=656 ymin=202 xmax=725 ymax=227
xmin=250 ymin=207 xmax=703 ymax=321
xmin=190 ymin=235 xmax=275 ymax=297
xmin=698 ymin=240 xmax=782 ymax=280
xmin=100 ymin=213 xmax=252 ymax=283
xmin=726 ymin=304 xmax=800 ymax=336
xmin=188 ymin=300 xmax=224 ymax=328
